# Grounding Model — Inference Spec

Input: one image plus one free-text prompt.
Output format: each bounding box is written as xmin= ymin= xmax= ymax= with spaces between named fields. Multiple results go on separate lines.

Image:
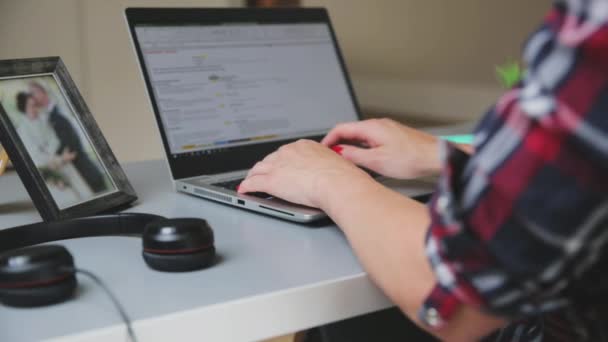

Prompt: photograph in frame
xmin=0 ymin=57 xmax=136 ymax=220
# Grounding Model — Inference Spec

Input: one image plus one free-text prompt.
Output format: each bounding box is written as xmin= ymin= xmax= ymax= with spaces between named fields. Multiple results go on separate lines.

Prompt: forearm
xmin=323 ymin=178 xmax=433 ymax=318
xmin=321 ymin=178 xmax=503 ymax=340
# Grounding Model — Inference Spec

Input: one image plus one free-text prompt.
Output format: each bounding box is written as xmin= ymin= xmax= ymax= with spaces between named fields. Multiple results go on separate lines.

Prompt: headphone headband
xmin=0 ymin=213 xmax=165 ymax=254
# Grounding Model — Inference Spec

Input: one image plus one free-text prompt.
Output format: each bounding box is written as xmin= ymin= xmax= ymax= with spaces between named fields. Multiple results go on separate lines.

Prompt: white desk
xmin=0 ymin=159 xmax=439 ymax=342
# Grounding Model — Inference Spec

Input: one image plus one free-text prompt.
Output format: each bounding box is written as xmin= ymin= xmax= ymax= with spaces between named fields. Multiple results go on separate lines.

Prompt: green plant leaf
xmin=496 ymin=61 xmax=523 ymax=88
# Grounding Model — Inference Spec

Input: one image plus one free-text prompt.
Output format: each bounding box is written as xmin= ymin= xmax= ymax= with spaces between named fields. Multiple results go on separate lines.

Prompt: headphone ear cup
xmin=0 ymin=275 xmax=77 ymax=307
xmin=142 ymin=218 xmax=216 ymax=272
xmin=0 ymin=245 xmax=77 ymax=307
xmin=143 ymin=246 xmax=216 ymax=272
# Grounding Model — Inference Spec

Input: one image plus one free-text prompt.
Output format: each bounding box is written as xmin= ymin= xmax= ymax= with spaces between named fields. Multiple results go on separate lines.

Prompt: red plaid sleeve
xmin=419 ymin=0 xmax=608 ymax=332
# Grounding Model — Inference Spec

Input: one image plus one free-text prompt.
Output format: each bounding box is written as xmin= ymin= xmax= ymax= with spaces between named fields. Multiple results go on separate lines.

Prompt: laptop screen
xmin=134 ymin=23 xmax=359 ymax=157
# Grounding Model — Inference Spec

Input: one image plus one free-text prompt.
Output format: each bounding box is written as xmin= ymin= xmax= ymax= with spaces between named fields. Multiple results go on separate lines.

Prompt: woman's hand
xmin=237 ymin=139 xmax=375 ymax=209
xmin=322 ymin=119 xmax=441 ymax=179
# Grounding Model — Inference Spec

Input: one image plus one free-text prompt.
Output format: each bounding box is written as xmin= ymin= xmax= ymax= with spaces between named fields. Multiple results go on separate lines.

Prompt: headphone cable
xmin=69 ymin=268 xmax=138 ymax=342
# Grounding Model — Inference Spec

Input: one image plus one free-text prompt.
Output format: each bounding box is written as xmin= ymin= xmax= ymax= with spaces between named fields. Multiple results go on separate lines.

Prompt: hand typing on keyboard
xmin=322 ymin=119 xmax=445 ymax=179
xmin=237 ymin=139 xmax=374 ymax=208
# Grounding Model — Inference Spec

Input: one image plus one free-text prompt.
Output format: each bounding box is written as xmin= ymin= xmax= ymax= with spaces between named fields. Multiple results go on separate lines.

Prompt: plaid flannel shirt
xmin=420 ymin=1 xmax=608 ymax=340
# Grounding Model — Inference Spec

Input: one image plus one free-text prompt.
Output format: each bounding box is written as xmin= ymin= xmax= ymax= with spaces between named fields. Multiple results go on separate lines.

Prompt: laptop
xmin=125 ymin=8 xmax=432 ymax=222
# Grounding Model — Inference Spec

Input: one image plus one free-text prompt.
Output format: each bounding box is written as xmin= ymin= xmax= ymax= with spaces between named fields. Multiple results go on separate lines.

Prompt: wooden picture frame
xmin=0 ymin=57 xmax=137 ymax=221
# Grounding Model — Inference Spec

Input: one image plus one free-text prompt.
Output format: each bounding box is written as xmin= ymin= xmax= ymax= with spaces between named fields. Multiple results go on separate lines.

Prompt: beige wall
xmin=303 ymin=0 xmax=551 ymax=124
xmin=1 ymin=1 xmax=551 ymax=162
xmin=0 ymin=0 xmax=84 ymax=86
xmin=304 ymin=0 xmax=550 ymax=84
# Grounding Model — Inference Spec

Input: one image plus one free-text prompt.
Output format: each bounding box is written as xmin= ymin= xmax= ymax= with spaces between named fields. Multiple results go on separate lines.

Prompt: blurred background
xmin=0 ymin=0 xmax=550 ymax=163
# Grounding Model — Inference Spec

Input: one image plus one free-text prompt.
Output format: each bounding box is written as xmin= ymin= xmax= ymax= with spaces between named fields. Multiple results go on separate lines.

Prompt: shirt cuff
xmin=420 ymin=141 xmax=485 ymax=329
xmin=418 ymin=284 xmax=461 ymax=328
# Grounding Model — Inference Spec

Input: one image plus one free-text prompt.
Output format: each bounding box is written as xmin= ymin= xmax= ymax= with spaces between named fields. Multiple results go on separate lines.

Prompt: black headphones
xmin=0 ymin=213 xmax=216 ymax=308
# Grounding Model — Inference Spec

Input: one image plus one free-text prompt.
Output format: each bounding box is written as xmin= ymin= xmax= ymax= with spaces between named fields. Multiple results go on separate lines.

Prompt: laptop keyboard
xmin=212 ymin=179 xmax=273 ymax=199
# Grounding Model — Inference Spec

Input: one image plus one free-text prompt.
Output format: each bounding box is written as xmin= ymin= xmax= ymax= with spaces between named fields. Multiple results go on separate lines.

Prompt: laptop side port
xmin=237 ymin=199 xmax=245 ymax=205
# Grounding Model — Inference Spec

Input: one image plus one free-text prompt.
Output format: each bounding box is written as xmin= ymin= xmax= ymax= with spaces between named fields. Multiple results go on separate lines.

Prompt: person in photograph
xmin=28 ymin=82 xmax=108 ymax=193
xmin=15 ymin=92 xmax=94 ymax=202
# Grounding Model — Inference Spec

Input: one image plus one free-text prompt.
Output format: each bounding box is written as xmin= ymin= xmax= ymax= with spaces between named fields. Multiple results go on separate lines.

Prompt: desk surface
xmin=0 ymin=159 xmax=442 ymax=342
